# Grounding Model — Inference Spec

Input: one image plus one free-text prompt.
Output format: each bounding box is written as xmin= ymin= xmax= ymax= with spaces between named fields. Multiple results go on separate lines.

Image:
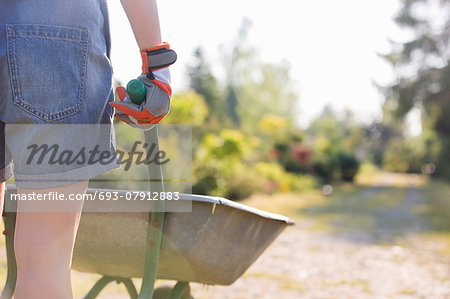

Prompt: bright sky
xmin=108 ymin=0 xmax=414 ymax=129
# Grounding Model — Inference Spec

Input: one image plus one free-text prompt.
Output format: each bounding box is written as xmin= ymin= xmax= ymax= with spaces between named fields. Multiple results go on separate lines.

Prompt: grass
xmin=244 ymin=171 xmax=450 ymax=246
xmin=325 ymin=278 xmax=371 ymax=293
xmin=244 ymin=170 xmax=426 ymax=220
xmin=414 ymin=179 xmax=450 ymax=257
xmin=244 ymin=182 xmax=409 ymax=233
xmin=243 ymin=190 xmax=327 ymax=220
xmin=356 ymin=169 xmax=427 ymax=188
xmin=421 ymin=180 xmax=450 ymax=231
xmin=400 ymin=288 xmax=417 ymax=295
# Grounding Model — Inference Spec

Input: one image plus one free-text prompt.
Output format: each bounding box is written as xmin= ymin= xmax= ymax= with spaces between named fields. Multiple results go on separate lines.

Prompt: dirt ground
xmin=189 ymin=222 xmax=450 ymax=298
xmin=188 ymin=175 xmax=450 ymax=298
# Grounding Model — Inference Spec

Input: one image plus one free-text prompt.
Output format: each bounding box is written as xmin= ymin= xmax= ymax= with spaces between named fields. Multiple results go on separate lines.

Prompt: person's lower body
xmin=0 ymin=1 xmax=117 ymax=297
xmin=0 ymin=173 xmax=94 ymax=299
xmin=13 ymin=180 xmax=88 ymax=299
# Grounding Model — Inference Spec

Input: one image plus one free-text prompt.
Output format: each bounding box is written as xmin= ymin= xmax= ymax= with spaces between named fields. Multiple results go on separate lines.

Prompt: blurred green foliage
xmin=161 ymin=91 xmax=208 ymax=126
xmin=306 ymin=107 xmax=362 ymax=183
xmin=181 ymin=41 xmax=367 ymax=199
xmin=381 ymin=0 xmax=450 ymax=179
xmin=110 ymin=9 xmax=450 ymax=200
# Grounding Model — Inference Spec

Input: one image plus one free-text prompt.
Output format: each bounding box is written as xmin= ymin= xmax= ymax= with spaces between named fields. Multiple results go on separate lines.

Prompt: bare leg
xmin=0 ymin=181 xmax=4 ymax=216
xmin=13 ymin=180 xmax=88 ymax=299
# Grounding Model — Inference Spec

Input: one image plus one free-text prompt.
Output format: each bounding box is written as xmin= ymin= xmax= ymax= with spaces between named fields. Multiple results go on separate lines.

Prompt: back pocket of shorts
xmin=6 ymin=24 xmax=90 ymax=122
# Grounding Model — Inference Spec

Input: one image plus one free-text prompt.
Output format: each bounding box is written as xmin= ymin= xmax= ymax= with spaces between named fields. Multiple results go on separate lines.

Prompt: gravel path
xmin=190 ymin=224 xmax=450 ymax=298
xmin=189 ymin=186 xmax=450 ymax=299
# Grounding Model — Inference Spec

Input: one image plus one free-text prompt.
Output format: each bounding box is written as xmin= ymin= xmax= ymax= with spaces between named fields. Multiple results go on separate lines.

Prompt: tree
xmin=187 ymin=47 xmax=225 ymax=125
xmin=221 ymin=18 xmax=253 ymax=126
xmin=382 ymin=0 xmax=450 ymax=178
xmin=307 ymin=106 xmax=363 ymax=182
xmin=239 ymin=62 xmax=299 ymax=131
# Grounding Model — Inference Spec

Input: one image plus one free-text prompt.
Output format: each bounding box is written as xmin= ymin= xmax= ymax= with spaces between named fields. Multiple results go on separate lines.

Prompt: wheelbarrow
xmin=1 ymin=127 xmax=294 ymax=298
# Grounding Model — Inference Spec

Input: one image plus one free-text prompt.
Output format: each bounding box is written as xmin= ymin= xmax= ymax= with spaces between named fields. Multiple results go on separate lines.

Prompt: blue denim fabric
xmin=0 ymin=0 xmax=119 ymax=187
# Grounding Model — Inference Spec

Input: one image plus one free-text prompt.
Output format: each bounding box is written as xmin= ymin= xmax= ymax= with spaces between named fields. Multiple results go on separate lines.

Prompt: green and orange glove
xmin=110 ymin=43 xmax=177 ymax=130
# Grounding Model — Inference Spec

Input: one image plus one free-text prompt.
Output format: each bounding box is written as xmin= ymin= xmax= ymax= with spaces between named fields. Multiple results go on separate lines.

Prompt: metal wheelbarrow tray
xmin=72 ymin=191 xmax=293 ymax=286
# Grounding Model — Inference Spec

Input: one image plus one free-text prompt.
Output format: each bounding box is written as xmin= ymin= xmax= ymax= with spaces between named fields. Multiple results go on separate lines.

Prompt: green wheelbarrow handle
xmin=138 ymin=126 xmax=167 ymax=298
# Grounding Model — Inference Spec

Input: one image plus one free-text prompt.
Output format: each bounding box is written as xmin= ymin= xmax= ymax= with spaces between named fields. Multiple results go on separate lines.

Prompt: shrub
xmin=223 ymin=165 xmax=265 ymax=200
xmin=273 ymin=142 xmax=313 ymax=174
xmin=312 ymin=159 xmax=336 ymax=183
xmin=255 ymin=162 xmax=316 ymax=193
xmin=161 ymin=90 xmax=208 ymax=126
xmin=336 ymin=151 xmax=360 ymax=182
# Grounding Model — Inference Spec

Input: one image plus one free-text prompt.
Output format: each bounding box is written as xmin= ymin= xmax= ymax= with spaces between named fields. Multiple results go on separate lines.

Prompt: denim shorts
xmin=0 ymin=0 xmax=119 ymax=188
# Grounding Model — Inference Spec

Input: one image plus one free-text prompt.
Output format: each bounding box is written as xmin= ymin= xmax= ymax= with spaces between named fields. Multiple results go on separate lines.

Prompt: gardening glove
xmin=110 ymin=43 xmax=177 ymax=130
